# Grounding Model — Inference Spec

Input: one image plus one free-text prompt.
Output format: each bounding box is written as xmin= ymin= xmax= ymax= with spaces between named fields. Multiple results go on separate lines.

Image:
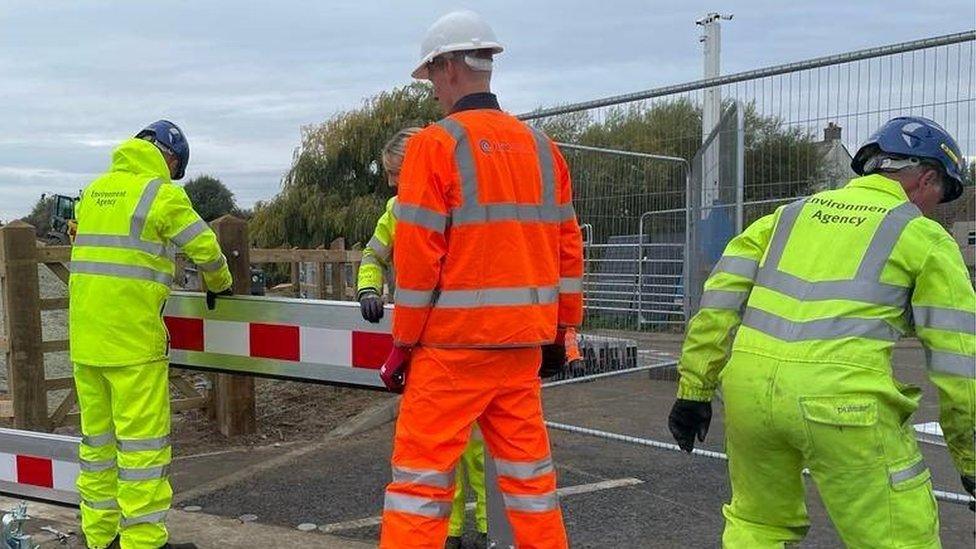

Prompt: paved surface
xmin=8 ymin=342 xmax=973 ymax=548
xmin=170 ymin=343 xmax=974 ymax=548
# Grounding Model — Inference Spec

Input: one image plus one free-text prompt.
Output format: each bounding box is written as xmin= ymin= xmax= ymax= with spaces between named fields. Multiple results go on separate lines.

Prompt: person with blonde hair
xmin=359 ymin=127 xmax=489 ymax=548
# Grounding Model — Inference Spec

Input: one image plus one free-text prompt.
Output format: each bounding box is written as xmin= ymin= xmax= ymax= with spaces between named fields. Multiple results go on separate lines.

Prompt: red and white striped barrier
xmin=0 ymin=428 xmax=80 ymax=505
xmin=163 ymin=291 xmax=392 ymax=388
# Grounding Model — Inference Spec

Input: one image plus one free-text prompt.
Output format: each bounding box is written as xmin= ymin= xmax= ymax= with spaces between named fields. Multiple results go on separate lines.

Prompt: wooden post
xmin=329 ymin=238 xmax=345 ymax=300
xmin=351 ymin=242 xmax=363 ymax=299
xmin=0 ymin=221 xmax=48 ymax=430
xmin=290 ymin=247 xmax=300 ymax=297
xmin=209 ymin=215 xmax=256 ymax=436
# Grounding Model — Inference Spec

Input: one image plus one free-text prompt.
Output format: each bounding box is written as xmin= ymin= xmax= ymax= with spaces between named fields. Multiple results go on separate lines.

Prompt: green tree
xmin=250 ymin=82 xmax=440 ymax=249
xmin=21 ymin=195 xmax=54 ymax=237
xmin=184 ymin=175 xmax=238 ymax=221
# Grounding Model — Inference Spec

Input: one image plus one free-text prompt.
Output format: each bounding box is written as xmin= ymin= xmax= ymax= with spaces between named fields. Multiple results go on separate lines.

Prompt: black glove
xmin=668 ymin=399 xmax=712 ymax=453
xmin=359 ymin=290 xmax=384 ymax=323
xmin=962 ymin=475 xmax=975 ymax=512
xmin=539 ymin=344 xmax=567 ymax=379
xmin=206 ymin=288 xmax=233 ymax=310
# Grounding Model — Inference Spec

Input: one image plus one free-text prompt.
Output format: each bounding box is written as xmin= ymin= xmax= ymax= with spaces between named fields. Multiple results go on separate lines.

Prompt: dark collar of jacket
xmin=451 ymin=92 xmax=501 ymax=113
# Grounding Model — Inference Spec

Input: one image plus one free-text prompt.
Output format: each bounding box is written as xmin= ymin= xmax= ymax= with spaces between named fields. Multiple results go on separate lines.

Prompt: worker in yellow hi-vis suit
xmin=357 ymin=127 xmax=489 ymax=548
xmin=70 ymin=120 xmax=232 ymax=549
xmin=669 ymin=116 xmax=975 ymax=548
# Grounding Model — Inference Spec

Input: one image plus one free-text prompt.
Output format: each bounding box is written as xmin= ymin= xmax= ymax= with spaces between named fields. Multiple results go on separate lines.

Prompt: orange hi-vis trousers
xmin=379 ymin=346 xmax=567 ymax=549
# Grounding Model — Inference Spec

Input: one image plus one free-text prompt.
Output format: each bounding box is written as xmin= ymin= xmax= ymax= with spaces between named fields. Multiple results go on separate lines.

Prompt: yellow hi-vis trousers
xmin=448 ymin=433 xmax=487 ymax=537
xmin=74 ymin=361 xmax=172 ymax=549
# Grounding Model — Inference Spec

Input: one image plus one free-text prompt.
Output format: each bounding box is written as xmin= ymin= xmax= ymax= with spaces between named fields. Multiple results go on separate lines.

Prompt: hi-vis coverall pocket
xmin=800 ymin=395 xmax=883 ymax=467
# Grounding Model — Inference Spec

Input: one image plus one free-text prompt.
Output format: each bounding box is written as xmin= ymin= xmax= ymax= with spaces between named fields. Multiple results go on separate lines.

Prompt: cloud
xmin=0 ymin=0 xmax=973 ymax=223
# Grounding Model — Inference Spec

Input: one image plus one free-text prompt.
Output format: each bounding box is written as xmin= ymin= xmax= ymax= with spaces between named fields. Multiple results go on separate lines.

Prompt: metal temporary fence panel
xmin=685 ymin=102 xmax=745 ymax=318
xmin=0 ymin=429 xmax=80 ymax=505
xmin=163 ymin=291 xmax=389 ymax=388
xmin=556 ymin=143 xmax=689 ymax=330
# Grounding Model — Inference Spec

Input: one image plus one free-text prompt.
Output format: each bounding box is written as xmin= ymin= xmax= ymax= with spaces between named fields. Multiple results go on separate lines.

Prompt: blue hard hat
xmin=851 ymin=116 xmax=966 ymax=203
xmin=136 ymin=120 xmax=190 ymax=180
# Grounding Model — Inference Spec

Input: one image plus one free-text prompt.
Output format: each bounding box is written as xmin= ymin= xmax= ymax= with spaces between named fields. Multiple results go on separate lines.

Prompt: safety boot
xmin=159 ymin=543 xmax=199 ymax=549
xmin=472 ymin=532 xmax=489 ymax=549
xmin=444 ymin=536 xmax=462 ymax=549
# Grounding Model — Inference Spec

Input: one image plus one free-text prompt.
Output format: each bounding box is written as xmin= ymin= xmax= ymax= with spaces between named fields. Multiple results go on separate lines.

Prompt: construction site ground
xmin=5 ymin=337 xmax=974 ymax=548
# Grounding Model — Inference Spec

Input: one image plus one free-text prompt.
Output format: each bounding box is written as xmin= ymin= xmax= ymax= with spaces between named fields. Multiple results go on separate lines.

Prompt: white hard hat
xmin=412 ymin=10 xmax=504 ymax=79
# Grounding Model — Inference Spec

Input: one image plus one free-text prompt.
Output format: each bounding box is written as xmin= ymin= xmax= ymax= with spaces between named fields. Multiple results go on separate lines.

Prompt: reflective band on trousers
xmin=494 ymin=456 xmax=554 ymax=480
xmin=118 ymin=464 xmax=169 ymax=481
xmin=82 ymin=498 xmax=120 ymax=511
xmin=559 ymin=277 xmax=582 ymax=293
xmin=79 ymin=458 xmax=117 ymax=473
xmin=391 ymin=465 xmax=455 ymax=489
xmin=435 ymin=118 xmax=567 ymax=226
xmin=913 ymin=306 xmax=976 ymax=334
xmin=756 ymin=199 xmax=919 ymax=307
xmin=699 ymin=290 xmax=749 ymax=312
xmin=121 ymin=509 xmax=168 ymax=528
xmin=393 ymin=202 xmax=448 ymax=233
xmin=368 ymin=236 xmax=391 ymax=261
xmin=925 ymin=348 xmax=976 ymax=378
xmin=117 ymin=436 xmax=170 ymax=452
xmin=82 ymin=432 xmax=115 ymax=448
xmin=890 ymin=460 xmax=928 ymax=485
xmin=502 ymin=491 xmax=560 ymax=512
xmin=741 ymin=307 xmax=901 ymax=342
xmin=70 ymin=261 xmax=173 ymax=286
xmin=384 ymin=492 xmax=452 ymax=518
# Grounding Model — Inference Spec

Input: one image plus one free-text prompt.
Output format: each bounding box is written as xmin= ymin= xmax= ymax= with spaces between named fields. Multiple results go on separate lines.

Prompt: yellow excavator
xmin=40 ymin=193 xmax=79 ymax=245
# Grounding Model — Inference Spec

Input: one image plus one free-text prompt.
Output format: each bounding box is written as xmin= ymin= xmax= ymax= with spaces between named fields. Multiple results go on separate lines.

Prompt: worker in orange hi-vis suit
xmin=377 ymin=10 xmax=583 ymax=549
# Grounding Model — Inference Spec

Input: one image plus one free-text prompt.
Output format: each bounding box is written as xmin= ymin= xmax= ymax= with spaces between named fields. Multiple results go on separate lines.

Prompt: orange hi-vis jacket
xmin=392 ymin=106 xmax=583 ymax=348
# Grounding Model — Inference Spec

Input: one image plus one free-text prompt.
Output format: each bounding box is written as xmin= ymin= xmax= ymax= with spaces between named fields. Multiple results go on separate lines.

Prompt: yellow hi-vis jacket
xmin=678 ymin=174 xmax=976 ymax=476
xmin=356 ymin=196 xmax=396 ymax=296
xmin=69 ymin=138 xmax=232 ymax=367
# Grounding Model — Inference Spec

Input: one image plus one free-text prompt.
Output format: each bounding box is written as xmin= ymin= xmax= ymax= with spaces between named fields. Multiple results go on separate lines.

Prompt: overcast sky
xmin=1 ymin=1 xmax=973 ymax=222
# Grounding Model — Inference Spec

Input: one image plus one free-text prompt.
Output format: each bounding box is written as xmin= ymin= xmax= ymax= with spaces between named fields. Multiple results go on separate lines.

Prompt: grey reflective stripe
xmin=710 ymin=256 xmax=758 ymax=280
xmin=118 ymin=464 xmax=169 ymax=481
xmin=79 ymin=458 xmax=117 ymax=473
xmin=383 ymin=492 xmax=452 ymax=518
xmin=741 ymin=307 xmax=901 ymax=342
xmin=453 ymin=203 xmax=564 ymax=224
xmin=890 ymin=460 xmax=928 ymax=485
xmin=73 ymin=234 xmax=167 ymax=257
xmin=855 ymin=202 xmax=921 ymax=279
xmin=171 ymin=218 xmax=209 ymax=248
xmin=368 ymin=236 xmax=391 ymax=261
xmin=117 ymin=436 xmax=170 ymax=452
xmin=395 ymin=288 xmax=435 ymax=307
xmin=130 ymin=179 xmax=163 ymax=240
xmin=559 ymin=203 xmax=577 ymax=222
xmin=391 ymin=466 xmax=455 ymax=489
xmin=196 ymin=255 xmax=227 ymax=273
xmin=559 ymin=278 xmax=582 ymax=293
xmin=914 ymin=306 xmax=976 ymax=334
xmin=435 ymin=286 xmax=558 ymax=308
xmin=530 ymin=127 xmax=557 ymax=207
xmin=925 ymin=349 xmax=976 ymax=378
xmin=71 ymin=261 xmax=173 ymax=286
xmin=437 ymin=119 xmax=479 ymax=216
xmin=763 ymin=199 xmax=805 ymax=271
xmin=393 ymin=202 xmax=448 ymax=233
xmin=360 ymin=254 xmax=382 ymax=268
xmin=436 ymin=119 xmax=562 ymax=226
xmin=121 ymin=509 xmax=167 ymax=528
xmin=494 ymin=457 xmax=554 ymax=480
xmin=81 ymin=432 xmax=115 ymax=448
xmin=82 ymin=498 xmax=119 ymax=510
xmin=758 ymin=270 xmax=910 ymax=307
xmin=700 ymin=290 xmax=749 ymax=312
xmin=502 ymin=491 xmax=559 ymax=512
